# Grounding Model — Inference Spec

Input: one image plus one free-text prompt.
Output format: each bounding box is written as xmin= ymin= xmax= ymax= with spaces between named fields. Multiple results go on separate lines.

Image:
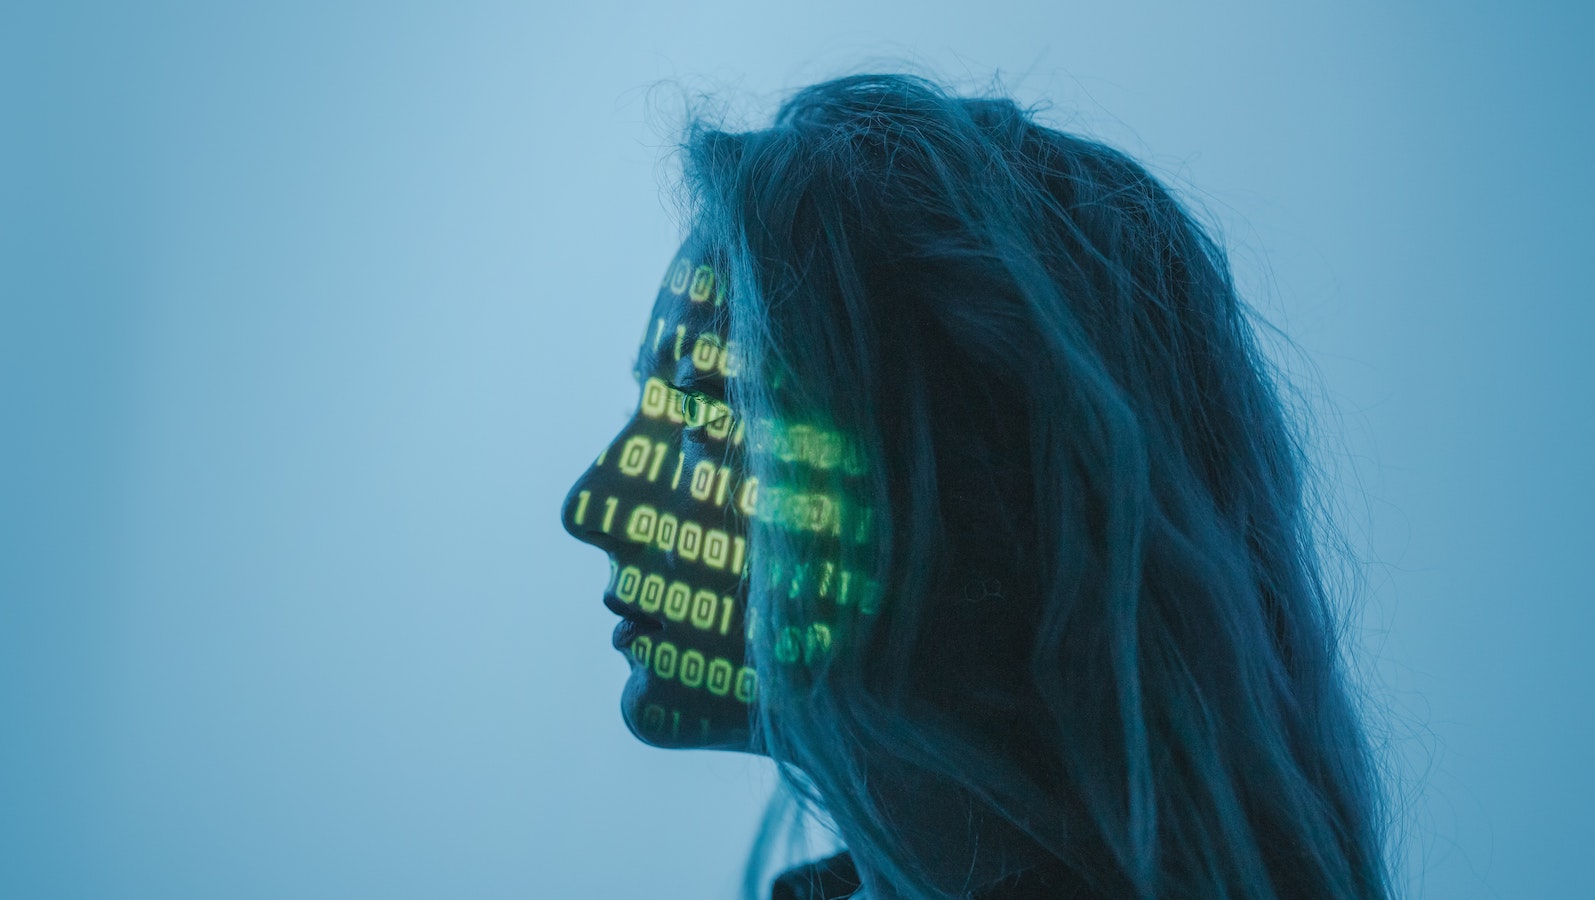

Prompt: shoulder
xmin=770 ymin=851 xmax=861 ymax=900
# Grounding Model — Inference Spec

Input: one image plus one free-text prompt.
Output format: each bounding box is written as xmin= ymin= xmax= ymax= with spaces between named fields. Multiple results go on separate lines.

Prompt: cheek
xmin=617 ymin=567 xmax=744 ymax=640
xmin=617 ymin=445 xmax=757 ymax=742
xmin=612 ymin=413 xmax=748 ymax=559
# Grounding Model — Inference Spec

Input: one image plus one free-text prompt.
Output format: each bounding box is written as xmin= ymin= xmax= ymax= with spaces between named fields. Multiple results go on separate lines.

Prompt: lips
xmin=607 ymin=595 xmax=664 ymax=651
xmin=604 ymin=594 xmax=664 ymax=633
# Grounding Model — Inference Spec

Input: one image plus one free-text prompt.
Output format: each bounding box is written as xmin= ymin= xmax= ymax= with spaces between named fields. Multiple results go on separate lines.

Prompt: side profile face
xmin=560 ymin=240 xmax=756 ymax=751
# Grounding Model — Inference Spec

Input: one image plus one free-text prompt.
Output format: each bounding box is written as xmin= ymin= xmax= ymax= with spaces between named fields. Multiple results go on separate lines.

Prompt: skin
xmin=559 ymin=240 xmax=755 ymax=751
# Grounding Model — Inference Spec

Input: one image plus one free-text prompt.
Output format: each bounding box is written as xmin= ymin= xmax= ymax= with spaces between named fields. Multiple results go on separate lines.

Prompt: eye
xmin=677 ymin=389 xmax=732 ymax=437
xmin=679 ymin=391 xmax=705 ymax=426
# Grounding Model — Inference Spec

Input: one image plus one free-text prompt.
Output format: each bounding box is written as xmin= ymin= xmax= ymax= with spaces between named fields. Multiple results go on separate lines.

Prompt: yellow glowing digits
xmin=612 ymin=564 xmax=738 ymax=635
xmin=561 ymin=242 xmax=878 ymax=751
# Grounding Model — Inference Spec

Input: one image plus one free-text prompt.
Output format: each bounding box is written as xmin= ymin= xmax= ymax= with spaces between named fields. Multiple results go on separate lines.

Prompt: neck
xmin=840 ymin=770 xmax=1063 ymax=898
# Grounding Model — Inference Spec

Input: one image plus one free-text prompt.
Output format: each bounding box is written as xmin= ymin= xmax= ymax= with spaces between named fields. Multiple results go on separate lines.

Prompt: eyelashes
xmin=629 ymin=374 xmax=736 ymax=441
xmin=677 ymin=388 xmax=734 ymax=442
xmin=679 ymin=390 xmax=730 ymax=425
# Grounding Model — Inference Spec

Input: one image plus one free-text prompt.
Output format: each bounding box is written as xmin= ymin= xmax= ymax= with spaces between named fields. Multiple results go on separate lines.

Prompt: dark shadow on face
xmin=560 ymin=241 xmax=756 ymax=751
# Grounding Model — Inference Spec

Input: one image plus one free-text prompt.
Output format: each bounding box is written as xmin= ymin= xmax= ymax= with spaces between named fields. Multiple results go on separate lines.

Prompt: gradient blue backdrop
xmin=3 ymin=2 xmax=1589 ymax=897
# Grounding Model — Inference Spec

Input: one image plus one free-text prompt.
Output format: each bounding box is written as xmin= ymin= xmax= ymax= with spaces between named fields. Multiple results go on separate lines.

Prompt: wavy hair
xmin=676 ymin=73 xmax=1391 ymax=900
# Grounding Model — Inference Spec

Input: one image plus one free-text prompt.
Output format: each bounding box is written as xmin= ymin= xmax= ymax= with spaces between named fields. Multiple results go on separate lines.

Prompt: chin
xmin=619 ymin=668 xmax=755 ymax=752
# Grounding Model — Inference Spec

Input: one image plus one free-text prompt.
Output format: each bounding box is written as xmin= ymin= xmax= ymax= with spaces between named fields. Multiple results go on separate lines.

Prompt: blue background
xmin=3 ymin=2 xmax=1589 ymax=897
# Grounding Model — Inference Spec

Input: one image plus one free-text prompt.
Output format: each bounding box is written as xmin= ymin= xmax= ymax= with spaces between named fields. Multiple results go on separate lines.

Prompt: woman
xmin=561 ymin=73 xmax=1393 ymax=900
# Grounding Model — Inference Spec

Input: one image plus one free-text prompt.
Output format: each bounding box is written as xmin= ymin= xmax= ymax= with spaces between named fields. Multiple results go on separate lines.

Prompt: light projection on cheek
xmin=565 ymin=245 xmax=881 ymax=751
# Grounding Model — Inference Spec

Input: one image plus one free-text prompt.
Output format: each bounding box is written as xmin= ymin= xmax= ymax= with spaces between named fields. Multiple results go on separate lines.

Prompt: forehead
xmin=635 ymin=241 xmax=730 ymax=377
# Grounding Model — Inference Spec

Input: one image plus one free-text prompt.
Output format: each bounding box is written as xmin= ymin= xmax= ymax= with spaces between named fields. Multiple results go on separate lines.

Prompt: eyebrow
xmin=630 ymin=336 xmax=664 ymax=383
xmin=631 ymin=310 xmax=731 ymax=390
xmin=631 ymin=348 xmax=674 ymax=386
xmin=633 ymin=368 xmax=724 ymax=396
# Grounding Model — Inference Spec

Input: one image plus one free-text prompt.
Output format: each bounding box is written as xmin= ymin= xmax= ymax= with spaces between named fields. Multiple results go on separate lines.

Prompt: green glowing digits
xmin=561 ymin=239 xmax=877 ymax=752
xmin=560 ymin=241 xmax=756 ymax=750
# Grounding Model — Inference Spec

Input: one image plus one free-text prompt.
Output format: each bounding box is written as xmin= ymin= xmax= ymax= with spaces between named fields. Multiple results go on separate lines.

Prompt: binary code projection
xmin=561 ymin=241 xmax=879 ymax=751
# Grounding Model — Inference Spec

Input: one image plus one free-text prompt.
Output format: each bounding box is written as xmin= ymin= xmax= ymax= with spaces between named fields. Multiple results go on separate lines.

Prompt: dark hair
xmin=677 ymin=73 xmax=1391 ymax=900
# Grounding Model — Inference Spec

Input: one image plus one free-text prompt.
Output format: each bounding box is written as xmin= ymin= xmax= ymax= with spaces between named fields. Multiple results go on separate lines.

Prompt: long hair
xmin=677 ymin=73 xmax=1391 ymax=900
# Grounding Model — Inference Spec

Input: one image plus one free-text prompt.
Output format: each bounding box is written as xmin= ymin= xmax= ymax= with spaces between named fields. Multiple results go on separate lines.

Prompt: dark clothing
xmin=771 ymin=851 xmax=1091 ymax=900
xmin=770 ymin=852 xmax=862 ymax=900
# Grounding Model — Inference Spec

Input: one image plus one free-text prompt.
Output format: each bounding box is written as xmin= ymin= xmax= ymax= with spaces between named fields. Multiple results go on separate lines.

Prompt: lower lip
xmin=613 ymin=618 xmax=648 ymax=649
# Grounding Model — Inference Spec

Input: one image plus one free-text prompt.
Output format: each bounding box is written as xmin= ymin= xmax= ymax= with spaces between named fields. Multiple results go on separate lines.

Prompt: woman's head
xmin=566 ymin=73 xmax=1391 ymax=899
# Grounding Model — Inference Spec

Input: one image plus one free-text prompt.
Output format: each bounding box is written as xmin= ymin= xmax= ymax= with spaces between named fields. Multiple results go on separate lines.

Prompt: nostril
xmin=561 ymin=482 xmax=622 ymax=552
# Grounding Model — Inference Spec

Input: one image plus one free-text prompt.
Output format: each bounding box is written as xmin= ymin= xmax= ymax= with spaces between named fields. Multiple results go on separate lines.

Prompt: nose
xmin=560 ymin=460 xmax=622 ymax=555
